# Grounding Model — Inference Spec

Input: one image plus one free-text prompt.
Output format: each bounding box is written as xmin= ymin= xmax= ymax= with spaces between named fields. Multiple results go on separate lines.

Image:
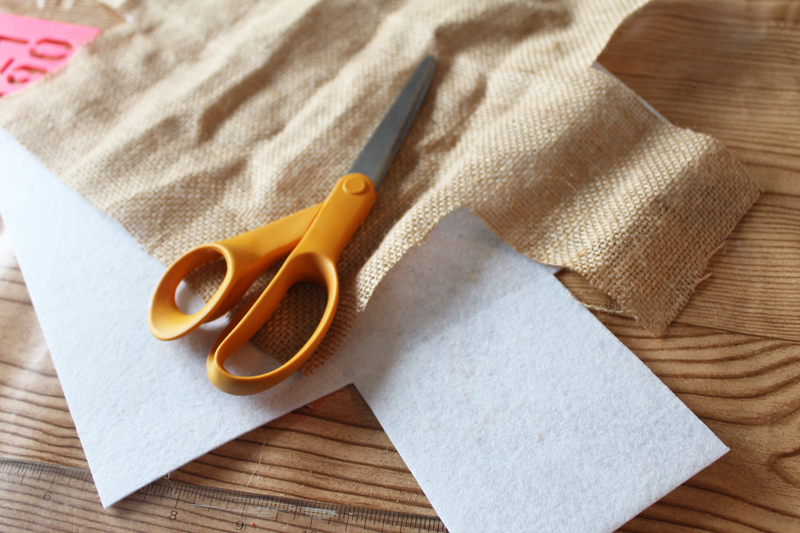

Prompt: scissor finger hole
xmin=220 ymin=337 xmax=284 ymax=377
xmin=174 ymin=280 xmax=206 ymax=315
xmin=176 ymin=254 xmax=228 ymax=315
xmin=223 ymin=281 xmax=328 ymax=376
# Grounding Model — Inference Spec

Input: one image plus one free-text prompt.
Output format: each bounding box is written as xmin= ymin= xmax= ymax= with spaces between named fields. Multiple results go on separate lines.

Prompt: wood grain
xmin=597 ymin=0 xmax=800 ymax=197
xmin=3 ymin=0 xmax=800 ymax=531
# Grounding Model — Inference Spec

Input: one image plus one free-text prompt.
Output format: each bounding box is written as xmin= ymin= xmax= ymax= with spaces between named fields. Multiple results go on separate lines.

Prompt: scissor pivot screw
xmin=343 ymin=175 xmax=369 ymax=195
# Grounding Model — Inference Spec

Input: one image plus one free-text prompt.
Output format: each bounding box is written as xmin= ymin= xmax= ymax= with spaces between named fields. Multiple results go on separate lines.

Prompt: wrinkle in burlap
xmin=0 ymin=0 xmax=760 ymax=373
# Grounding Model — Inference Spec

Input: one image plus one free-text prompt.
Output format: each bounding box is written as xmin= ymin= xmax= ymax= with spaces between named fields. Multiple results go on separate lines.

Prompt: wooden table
xmin=1 ymin=0 xmax=798 ymax=531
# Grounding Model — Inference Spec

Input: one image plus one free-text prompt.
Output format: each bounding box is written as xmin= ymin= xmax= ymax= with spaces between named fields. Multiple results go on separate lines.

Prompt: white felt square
xmin=338 ymin=209 xmax=728 ymax=532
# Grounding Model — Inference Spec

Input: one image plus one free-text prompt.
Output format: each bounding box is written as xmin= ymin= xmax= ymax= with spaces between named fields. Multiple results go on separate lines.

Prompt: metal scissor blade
xmin=348 ymin=55 xmax=437 ymax=188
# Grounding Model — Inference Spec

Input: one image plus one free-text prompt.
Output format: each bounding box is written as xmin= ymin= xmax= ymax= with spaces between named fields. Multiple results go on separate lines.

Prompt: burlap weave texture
xmin=0 ymin=0 xmax=760 ymax=372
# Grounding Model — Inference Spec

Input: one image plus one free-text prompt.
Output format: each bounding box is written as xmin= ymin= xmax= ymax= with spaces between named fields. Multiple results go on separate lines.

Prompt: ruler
xmin=0 ymin=458 xmax=448 ymax=532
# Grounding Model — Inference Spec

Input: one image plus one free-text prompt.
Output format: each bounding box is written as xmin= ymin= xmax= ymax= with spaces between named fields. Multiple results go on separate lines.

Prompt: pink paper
xmin=0 ymin=13 xmax=100 ymax=95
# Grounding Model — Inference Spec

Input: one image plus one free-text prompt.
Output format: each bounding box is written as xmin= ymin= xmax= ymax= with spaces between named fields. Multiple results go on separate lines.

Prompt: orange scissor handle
xmin=206 ymin=173 xmax=376 ymax=395
xmin=147 ymin=203 xmax=323 ymax=341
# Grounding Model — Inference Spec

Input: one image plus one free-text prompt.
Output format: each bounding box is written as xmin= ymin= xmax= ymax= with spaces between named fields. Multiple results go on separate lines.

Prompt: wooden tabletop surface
xmin=1 ymin=0 xmax=798 ymax=531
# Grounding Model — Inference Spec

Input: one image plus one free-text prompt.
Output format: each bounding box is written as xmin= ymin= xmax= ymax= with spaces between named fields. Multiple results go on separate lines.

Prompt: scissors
xmin=148 ymin=55 xmax=437 ymax=396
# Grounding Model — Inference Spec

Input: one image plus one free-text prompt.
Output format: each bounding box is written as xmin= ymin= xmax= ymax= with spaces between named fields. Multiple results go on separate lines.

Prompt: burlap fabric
xmin=0 ymin=0 xmax=760 ymax=373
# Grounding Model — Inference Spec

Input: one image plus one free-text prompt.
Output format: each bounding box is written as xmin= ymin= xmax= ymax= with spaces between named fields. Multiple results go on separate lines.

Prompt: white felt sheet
xmin=338 ymin=209 xmax=728 ymax=532
xmin=0 ymin=129 xmax=351 ymax=506
xmin=0 ymin=128 xmax=728 ymax=531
